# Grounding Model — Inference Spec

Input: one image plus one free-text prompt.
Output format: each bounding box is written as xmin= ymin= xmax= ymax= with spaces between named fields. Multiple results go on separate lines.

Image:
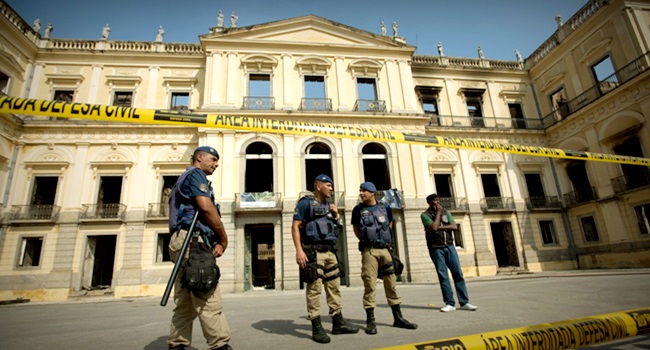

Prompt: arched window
xmin=361 ymin=143 xmax=391 ymax=190
xmin=245 ymin=142 xmax=273 ymax=192
xmin=304 ymin=142 xmax=332 ymax=191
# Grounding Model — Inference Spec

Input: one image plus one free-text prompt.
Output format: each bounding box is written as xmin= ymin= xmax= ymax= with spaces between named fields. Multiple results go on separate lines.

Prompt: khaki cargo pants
xmin=306 ymin=250 xmax=343 ymax=320
xmin=167 ymin=229 xmax=231 ymax=349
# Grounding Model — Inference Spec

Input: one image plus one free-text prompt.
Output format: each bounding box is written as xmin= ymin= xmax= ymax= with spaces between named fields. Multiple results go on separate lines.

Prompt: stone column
xmin=385 ymin=59 xmax=403 ymax=112
xmin=334 ymin=57 xmax=349 ymax=111
xmin=145 ymin=66 xmax=159 ymax=108
xmin=398 ymin=59 xmax=418 ymax=113
xmin=225 ymin=52 xmax=238 ymax=108
xmin=282 ymin=54 xmax=293 ymax=110
xmin=28 ymin=63 xmax=45 ymax=99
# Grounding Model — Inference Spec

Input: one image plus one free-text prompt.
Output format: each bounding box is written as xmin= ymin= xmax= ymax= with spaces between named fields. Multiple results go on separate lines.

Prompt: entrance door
xmin=245 ymin=224 xmax=275 ymax=289
xmin=82 ymin=235 xmax=117 ymax=289
xmin=489 ymin=222 xmax=519 ymax=267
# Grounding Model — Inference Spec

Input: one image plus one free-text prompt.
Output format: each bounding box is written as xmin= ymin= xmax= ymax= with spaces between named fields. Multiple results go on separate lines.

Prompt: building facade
xmin=0 ymin=0 xmax=649 ymax=301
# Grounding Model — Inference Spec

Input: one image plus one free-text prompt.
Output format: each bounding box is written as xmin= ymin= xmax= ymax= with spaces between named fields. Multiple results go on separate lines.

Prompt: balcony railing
xmin=542 ymin=51 xmax=650 ymax=128
xmin=234 ymin=192 xmax=282 ymax=211
xmin=300 ymin=98 xmax=332 ymax=111
xmin=299 ymin=191 xmax=345 ymax=208
xmin=80 ymin=203 xmax=127 ymax=220
xmin=147 ymin=202 xmax=170 ymax=218
xmin=479 ymin=197 xmax=515 ymax=212
xmin=611 ymin=169 xmax=650 ymax=194
xmin=439 ymin=197 xmax=469 ymax=212
xmin=525 ymin=196 xmax=563 ymax=210
xmin=242 ymin=96 xmax=275 ymax=110
xmin=353 ymin=99 xmax=386 ymax=113
xmin=563 ymin=187 xmax=597 ymax=208
xmin=9 ymin=205 xmax=60 ymax=221
xmin=427 ymin=114 xmax=543 ymax=130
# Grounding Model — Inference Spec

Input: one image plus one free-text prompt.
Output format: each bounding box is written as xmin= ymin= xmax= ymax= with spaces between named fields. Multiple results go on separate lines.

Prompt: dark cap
xmin=194 ymin=146 xmax=220 ymax=160
xmin=360 ymin=181 xmax=377 ymax=192
xmin=315 ymin=174 xmax=333 ymax=184
xmin=426 ymin=193 xmax=439 ymax=203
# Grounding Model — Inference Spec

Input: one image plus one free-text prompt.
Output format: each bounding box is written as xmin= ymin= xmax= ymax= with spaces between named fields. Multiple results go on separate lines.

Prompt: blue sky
xmin=9 ymin=0 xmax=586 ymax=60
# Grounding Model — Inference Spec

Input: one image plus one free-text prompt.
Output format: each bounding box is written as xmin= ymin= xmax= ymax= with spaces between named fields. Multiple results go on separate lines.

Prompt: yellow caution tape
xmin=377 ymin=307 xmax=650 ymax=350
xmin=1 ymin=96 xmax=649 ymax=166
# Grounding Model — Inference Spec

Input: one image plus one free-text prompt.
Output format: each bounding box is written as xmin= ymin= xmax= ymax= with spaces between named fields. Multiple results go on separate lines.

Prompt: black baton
xmin=160 ymin=210 xmax=200 ymax=306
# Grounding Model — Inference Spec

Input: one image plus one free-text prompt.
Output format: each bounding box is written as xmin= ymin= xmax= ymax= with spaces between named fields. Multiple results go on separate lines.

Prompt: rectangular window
xmin=18 ymin=237 xmax=43 ymax=267
xmin=32 ymin=176 xmax=58 ymax=205
xmin=539 ymin=220 xmax=557 ymax=245
xmin=433 ymin=174 xmax=454 ymax=198
xmin=97 ymin=176 xmax=123 ymax=219
xmin=170 ymin=92 xmax=189 ymax=110
xmin=356 ymin=78 xmax=377 ymax=100
xmin=592 ymin=56 xmax=618 ymax=94
xmin=464 ymin=91 xmax=484 ymax=127
xmin=113 ymin=91 xmax=133 ymax=107
xmin=550 ymin=87 xmax=569 ymax=119
xmin=0 ymin=71 xmax=9 ymax=93
xmin=304 ymin=75 xmax=325 ymax=98
xmin=416 ymin=86 xmax=440 ymax=118
xmin=156 ymin=233 xmax=172 ymax=262
xmin=580 ymin=216 xmax=600 ymax=242
xmin=508 ymin=103 xmax=526 ymax=129
xmin=53 ymin=90 xmax=74 ymax=103
xmin=422 ymin=97 xmax=439 ymax=115
xmin=633 ymin=203 xmax=650 ymax=235
xmin=249 ymin=74 xmax=271 ymax=97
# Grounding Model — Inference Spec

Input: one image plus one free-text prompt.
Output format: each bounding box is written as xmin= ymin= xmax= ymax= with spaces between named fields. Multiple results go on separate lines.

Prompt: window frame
xmin=303 ymin=75 xmax=327 ymax=99
xmin=169 ymin=91 xmax=190 ymax=110
xmin=52 ymin=89 xmax=75 ymax=103
xmin=539 ymin=220 xmax=558 ymax=245
xmin=112 ymin=90 xmax=134 ymax=107
xmin=155 ymin=232 xmax=172 ymax=263
xmin=579 ymin=215 xmax=600 ymax=243
xmin=248 ymin=73 xmax=272 ymax=97
xmin=0 ymin=70 xmax=10 ymax=94
xmin=17 ymin=236 xmax=44 ymax=268
xmin=633 ymin=203 xmax=650 ymax=235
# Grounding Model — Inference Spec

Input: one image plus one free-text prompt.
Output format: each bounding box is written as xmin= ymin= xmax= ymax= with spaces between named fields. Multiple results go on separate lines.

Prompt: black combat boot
xmin=310 ymin=317 xmax=331 ymax=343
xmin=391 ymin=304 xmax=418 ymax=329
xmin=365 ymin=308 xmax=377 ymax=335
xmin=331 ymin=313 xmax=359 ymax=334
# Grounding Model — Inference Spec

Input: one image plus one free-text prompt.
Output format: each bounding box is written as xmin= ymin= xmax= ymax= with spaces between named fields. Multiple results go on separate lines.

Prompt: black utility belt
xmin=361 ymin=242 xmax=391 ymax=249
xmin=304 ymin=244 xmax=336 ymax=252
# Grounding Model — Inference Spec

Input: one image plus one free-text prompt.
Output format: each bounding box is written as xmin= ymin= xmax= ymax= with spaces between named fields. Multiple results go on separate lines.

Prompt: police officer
xmin=351 ymin=182 xmax=417 ymax=335
xmin=167 ymin=146 xmax=232 ymax=350
xmin=292 ymin=174 xmax=359 ymax=344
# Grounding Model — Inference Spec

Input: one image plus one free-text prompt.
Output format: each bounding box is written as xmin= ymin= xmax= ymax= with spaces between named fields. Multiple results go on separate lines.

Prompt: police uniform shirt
xmin=176 ymin=167 xmax=215 ymax=229
xmin=181 ymin=168 xmax=214 ymax=200
xmin=293 ymin=196 xmax=328 ymax=222
xmin=351 ymin=202 xmax=394 ymax=229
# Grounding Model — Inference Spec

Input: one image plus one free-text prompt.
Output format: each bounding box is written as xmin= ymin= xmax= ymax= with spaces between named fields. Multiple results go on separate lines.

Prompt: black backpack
xmin=182 ymin=236 xmax=220 ymax=292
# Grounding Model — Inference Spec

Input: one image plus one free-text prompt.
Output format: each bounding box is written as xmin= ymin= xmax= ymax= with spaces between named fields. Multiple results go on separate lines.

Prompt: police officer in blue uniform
xmin=167 ymin=146 xmax=232 ymax=350
xmin=292 ymin=174 xmax=358 ymax=344
xmin=351 ymin=181 xmax=417 ymax=335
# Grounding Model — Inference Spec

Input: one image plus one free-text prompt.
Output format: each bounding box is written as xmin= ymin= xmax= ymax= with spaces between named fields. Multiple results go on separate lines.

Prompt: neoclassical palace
xmin=0 ymin=0 xmax=649 ymax=301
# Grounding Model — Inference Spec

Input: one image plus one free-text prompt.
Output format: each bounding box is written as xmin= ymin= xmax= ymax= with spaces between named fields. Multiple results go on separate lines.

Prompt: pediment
xmin=201 ymin=15 xmax=411 ymax=50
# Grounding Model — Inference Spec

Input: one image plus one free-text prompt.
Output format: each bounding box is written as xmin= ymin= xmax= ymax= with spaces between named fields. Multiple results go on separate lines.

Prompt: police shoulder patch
xmin=199 ymin=183 xmax=209 ymax=192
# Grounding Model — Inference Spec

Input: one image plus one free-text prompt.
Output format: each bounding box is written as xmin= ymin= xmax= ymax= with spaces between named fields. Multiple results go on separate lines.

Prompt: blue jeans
xmin=429 ymin=245 xmax=469 ymax=306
